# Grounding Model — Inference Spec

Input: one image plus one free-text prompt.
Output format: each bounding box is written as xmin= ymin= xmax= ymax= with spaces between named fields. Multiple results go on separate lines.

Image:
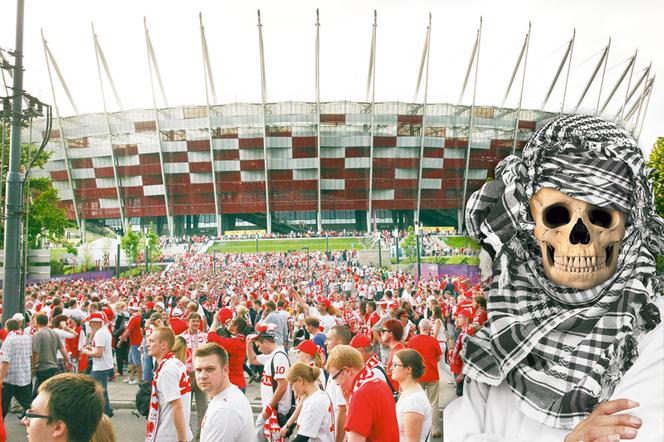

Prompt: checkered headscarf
xmin=462 ymin=114 xmax=664 ymax=429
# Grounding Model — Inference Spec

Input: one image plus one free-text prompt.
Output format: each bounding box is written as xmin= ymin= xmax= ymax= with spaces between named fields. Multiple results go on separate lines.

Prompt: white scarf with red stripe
xmin=145 ymin=352 xmax=175 ymax=442
xmin=352 ymin=355 xmax=381 ymax=394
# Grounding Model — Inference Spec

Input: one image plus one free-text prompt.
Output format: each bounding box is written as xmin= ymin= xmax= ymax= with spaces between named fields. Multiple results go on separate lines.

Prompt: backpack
xmin=135 ymin=381 xmax=152 ymax=417
xmin=270 ymin=350 xmax=296 ymax=436
xmin=374 ymin=365 xmax=399 ymax=402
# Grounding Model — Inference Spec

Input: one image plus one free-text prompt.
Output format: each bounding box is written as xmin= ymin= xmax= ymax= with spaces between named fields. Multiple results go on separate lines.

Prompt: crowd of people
xmin=0 ymin=244 xmax=488 ymax=441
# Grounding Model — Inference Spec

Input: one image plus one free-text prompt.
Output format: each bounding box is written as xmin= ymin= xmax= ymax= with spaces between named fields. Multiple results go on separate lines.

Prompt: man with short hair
xmin=32 ymin=314 xmax=71 ymax=398
xmin=326 ymin=345 xmax=399 ymax=442
xmin=246 ymin=327 xmax=292 ymax=442
xmin=195 ymin=342 xmax=254 ymax=442
xmin=146 ymin=326 xmax=193 ymax=442
xmin=119 ymin=303 xmax=143 ymax=384
xmin=81 ymin=312 xmax=114 ymax=416
xmin=407 ymin=318 xmax=443 ymax=438
xmin=263 ymin=301 xmax=288 ymax=348
xmin=0 ymin=318 xmax=33 ymax=418
xmin=22 ymin=372 xmax=104 ymax=442
xmin=180 ymin=312 xmax=208 ymax=439
xmin=326 ymin=325 xmax=351 ymax=442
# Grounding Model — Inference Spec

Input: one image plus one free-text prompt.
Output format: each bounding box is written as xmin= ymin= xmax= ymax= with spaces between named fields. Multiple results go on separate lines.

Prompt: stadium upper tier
xmin=24 ymin=101 xmax=556 ymax=234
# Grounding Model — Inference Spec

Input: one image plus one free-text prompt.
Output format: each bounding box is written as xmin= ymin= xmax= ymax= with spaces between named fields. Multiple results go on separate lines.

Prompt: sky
xmin=1 ymin=0 xmax=661 ymax=157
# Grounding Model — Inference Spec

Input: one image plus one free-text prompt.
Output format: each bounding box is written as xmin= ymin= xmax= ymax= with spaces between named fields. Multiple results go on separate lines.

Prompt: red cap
xmin=295 ymin=339 xmax=318 ymax=356
xmin=316 ymin=296 xmax=331 ymax=308
xmin=218 ymin=308 xmax=233 ymax=323
xmin=87 ymin=312 xmax=105 ymax=323
xmin=350 ymin=334 xmax=372 ymax=349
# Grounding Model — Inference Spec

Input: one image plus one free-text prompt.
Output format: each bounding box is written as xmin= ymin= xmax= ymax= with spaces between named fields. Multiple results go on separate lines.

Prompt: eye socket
xmin=543 ymin=204 xmax=571 ymax=228
xmin=589 ymin=208 xmax=613 ymax=228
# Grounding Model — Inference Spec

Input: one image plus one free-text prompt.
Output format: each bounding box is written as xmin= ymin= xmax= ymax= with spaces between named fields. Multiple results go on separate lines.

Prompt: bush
xmin=50 ymin=259 xmax=66 ymax=276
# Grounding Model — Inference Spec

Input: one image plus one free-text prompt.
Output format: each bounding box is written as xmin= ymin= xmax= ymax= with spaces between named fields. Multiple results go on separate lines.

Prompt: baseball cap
xmin=218 ymin=308 xmax=233 ymax=323
xmin=295 ymin=339 xmax=318 ymax=356
xmin=350 ymin=334 xmax=372 ymax=349
xmin=11 ymin=313 xmax=24 ymax=322
xmin=316 ymin=296 xmax=331 ymax=308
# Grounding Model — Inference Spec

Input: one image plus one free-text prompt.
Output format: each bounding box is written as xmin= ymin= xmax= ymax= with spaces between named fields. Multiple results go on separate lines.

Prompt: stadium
xmin=19 ymin=12 xmax=653 ymax=237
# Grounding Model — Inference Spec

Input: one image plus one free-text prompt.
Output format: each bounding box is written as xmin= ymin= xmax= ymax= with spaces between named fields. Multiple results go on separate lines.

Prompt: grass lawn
xmin=392 ymin=255 xmax=480 ymax=265
xmin=50 ymin=247 xmax=69 ymax=261
xmin=441 ymin=236 xmax=480 ymax=250
xmin=208 ymin=237 xmax=371 ymax=254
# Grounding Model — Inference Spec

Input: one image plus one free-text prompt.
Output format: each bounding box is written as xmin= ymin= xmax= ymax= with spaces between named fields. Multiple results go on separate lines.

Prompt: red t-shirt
xmin=406 ymin=334 xmax=442 ymax=383
xmin=126 ymin=314 xmax=143 ymax=346
xmin=170 ymin=317 xmax=187 ymax=335
xmin=345 ymin=377 xmax=399 ymax=442
xmin=387 ymin=343 xmax=406 ymax=391
xmin=206 ymin=333 xmax=247 ymax=388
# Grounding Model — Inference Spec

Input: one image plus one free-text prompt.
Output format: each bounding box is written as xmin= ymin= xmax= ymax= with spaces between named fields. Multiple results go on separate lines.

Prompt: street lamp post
xmin=393 ymin=228 xmax=400 ymax=266
xmin=415 ymin=224 xmax=422 ymax=279
xmin=377 ymin=231 xmax=382 ymax=267
xmin=255 ymin=233 xmax=259 ymax=253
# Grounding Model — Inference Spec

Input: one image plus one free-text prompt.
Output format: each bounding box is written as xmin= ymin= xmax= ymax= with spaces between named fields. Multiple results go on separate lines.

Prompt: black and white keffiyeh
xmin=461 ymin=114 xmax=664 ymax=429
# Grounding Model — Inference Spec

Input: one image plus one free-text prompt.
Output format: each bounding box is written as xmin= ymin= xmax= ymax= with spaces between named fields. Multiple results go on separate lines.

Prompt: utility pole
xmin=416 ymin=224 xmax=422 ymax=280
xmin=2 ymin=0 xmax=26 ymax=322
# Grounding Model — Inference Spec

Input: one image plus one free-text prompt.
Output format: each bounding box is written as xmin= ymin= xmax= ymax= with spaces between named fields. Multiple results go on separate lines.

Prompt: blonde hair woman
xmin=91 ymin=415 xmax=117 ymax=442
xmin=172 ymin=335 xmax=187 ymax=364
xmin=282 ymin=362 xmax=335 ymax=442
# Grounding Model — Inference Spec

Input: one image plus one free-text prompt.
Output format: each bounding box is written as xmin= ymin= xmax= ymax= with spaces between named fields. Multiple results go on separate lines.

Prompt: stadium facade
xmin=23 ymin=102 xmax=557 ymax=235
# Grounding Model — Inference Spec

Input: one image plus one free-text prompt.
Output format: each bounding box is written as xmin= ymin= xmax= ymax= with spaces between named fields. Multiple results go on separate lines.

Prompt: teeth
xmin=552 ymin=255 xmax=606 ymax=273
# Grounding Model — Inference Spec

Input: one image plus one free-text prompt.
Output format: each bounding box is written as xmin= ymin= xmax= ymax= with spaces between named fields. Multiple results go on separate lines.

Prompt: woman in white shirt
xmin=392 ymin=349 xmax=432 ymax=442
xmin=284 ymin=362 xmax=335 ymax=442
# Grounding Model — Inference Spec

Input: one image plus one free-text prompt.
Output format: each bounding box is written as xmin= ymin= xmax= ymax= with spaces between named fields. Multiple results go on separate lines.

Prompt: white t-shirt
xmin=156 ymin=358 xmax=194 ymax=442
xmin=324 ymin=376 xmax=346 ymax=419
xmin=444 ymin=320 xmax=664 ymax=442
xmin=296 ymin=390 xmax=335 ymax=442
xmin=200 ymin=384 xmax=254 ymax=442
xmin=257 ymin=347 xmax=293 ymax=414
xmin=396 ymin=388 xmax=432 ymax=442
xmin=92 ymin=327 xmax=114 ymax=371
xmin=320 ymin=314 xmax=337 ymax=334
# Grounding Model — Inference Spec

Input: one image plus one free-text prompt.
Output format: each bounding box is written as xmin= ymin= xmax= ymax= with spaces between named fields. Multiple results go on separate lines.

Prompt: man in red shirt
xmin=407 ymin=318 xmax=443 ymax=438
xmin=119 ymin=304 xmax=143 ymax=384
xmin=380 ymin=319 xmax=405 ymax=392
xmin=326 ymin=345 xmax=399 ymax=442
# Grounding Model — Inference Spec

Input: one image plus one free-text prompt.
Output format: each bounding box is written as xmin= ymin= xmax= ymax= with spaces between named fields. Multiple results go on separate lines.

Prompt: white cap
xmin=11 ymin=313 xmax=24 ymax=322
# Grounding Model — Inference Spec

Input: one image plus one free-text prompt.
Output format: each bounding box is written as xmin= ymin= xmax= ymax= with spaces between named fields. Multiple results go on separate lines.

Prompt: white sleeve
xmin=256 ymin=353 xmax=270 ymax=367
xmin=401 ymin=393 xmax=429 ymax=416
xmin=159 ymin=364 xmax=186 ymax=404
xmin=201 ymin=407 xmax=244 ymax=442
xmin=297 ymin=393 xmax=328 ymax=438
xmin=272 ymin=352 xmax=289 ymax=380
xmin=93 ymin=331 xmax=108 ymax=348
xmin=334 ymin=381 xmax=346 ymax=406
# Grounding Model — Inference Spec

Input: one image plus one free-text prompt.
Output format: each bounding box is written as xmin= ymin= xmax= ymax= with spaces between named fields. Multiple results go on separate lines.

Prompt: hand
xmin=65 ymin=360 xmax=73 ymax=371
xmin=564 ymin=399 xmax=642 ymax=442
xmin=279 ymin=427 xmax=290 ymax=438
xmin=262 ymin=404 xmax=274 ymax=419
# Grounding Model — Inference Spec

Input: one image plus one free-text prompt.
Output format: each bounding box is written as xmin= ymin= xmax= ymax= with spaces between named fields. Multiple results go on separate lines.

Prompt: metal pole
xmin=315 ymin=9 xmax=323 ymax=232
xmin=416 ymin=229 xmax=421 ymax=279
xmin=378 ymin=234 xmax=382 ymax=267
xmin=20 ymin=119 xmax=32 ymax=302
xmin=325 ymin=231 xmax=329 ymax=252
xmin=2 ymin=0 xmax=26 ymax=321
xmin=366 ymin=10 xmax=377 ymax=233
xmin=573 ymin=39 xmax=610 ymax=113
xmin=512 ymin=23 xmax=531 ymax=156
xmin=255 ymin=233 xmax=259 ymax=253
xmin=460 ymin=18 xmax=482 ymax=233
xmin=116 ymin=242 xmax=120 ymax=277
xmin=560 ymin=29 xmax=576 ymax=116
xmin=595 ymin=38 xmax=611 ymax=115
xmin=395 ymin=228 xmax=400 ymax=266
xmin=416 ymin=13 xmax=432 ymax=228
xmin=257 ymin=10 xmax=272 ymax=234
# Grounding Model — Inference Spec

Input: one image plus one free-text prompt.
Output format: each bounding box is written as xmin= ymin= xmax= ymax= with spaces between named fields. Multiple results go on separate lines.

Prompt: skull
xmin=530 ymin=187 xmax=626 ymax=290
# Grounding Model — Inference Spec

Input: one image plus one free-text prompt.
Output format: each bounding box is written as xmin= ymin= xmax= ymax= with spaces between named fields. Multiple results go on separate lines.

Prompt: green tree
xmin=400 ymin=226 xmax=416 ymax=258
xmin=648 ymin=137 xmax=664 ymax=218
xmin=121 ymin=226 xmax=142 ymax=265
xmin=0 ymin=120 xmax=71 ymax=248
xmin=647 ymin=138 xmax=664 ymax=273
xmin=145 ymin=225 xmax=162 ymax=263
xmin=26 ymin=178 xmax=72 ymax=247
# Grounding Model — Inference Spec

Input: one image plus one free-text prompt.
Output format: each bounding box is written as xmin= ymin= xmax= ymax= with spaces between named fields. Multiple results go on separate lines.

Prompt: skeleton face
xmin=530 ymin=187 xmax=626 ymax=290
